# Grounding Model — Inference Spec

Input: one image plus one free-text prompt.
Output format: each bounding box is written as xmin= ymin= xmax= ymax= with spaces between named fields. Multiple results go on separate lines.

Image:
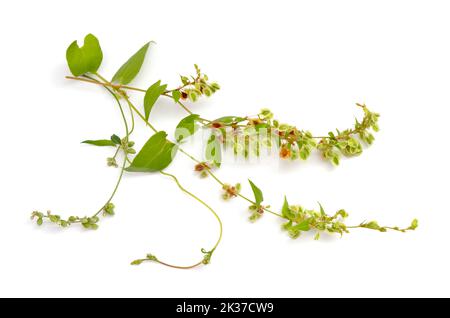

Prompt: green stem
xmin=80 ymin=75 xmax=130 ymax=218
xmin=71 ymin=74 xmax=404 ymax=235
xmin=66 ymin=75 xmax=147 ymax=93
xmin=93 ymin=73 xmax=221 ymax=269
xmin=176 ymin=99 xmax=193 ymax=115
xmin=123 ymin=95 xmax=158 ymax=133
xmin=112 ymin=146 xmax=120 ymax=160
xmin=128 ymin=102 xmax=135 ymax=135
xmin=119 ymin=103 xmax=285 ymax=220
xmin=159 ymin=171 xmax=223 ymax=264
xmin=65 ymin=75 xmax=342 ymax=140
xmin=94 ymin=72 xmax=109 ymax=84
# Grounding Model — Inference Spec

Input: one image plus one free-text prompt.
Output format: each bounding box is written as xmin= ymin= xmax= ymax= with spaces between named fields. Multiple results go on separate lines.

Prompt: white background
xmin=1 ymin=0 xmax=449 ymax=297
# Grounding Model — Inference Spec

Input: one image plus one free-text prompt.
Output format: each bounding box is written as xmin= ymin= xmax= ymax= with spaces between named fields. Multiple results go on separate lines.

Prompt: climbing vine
xmin=31 ymin=34 xmax=418 ymax=269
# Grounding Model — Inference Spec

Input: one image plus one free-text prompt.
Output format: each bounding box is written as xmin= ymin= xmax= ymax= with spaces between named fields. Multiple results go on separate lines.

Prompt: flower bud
xmin=189 ymin=91 xmax=198 ymax=102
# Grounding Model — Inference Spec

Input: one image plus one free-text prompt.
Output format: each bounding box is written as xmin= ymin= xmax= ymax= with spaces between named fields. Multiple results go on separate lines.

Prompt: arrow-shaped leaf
xmin=81 ymin=139 xmax=115 ymax=147
xmin=248 ymin=179 xmax=264 ymax=206
xmin=144 ymin=80 xmax=167 ymax=120
xmin=111 ymin=42 xmax=152 ymax=85
xmin=281 ymin=196 xmax=296 ymax=221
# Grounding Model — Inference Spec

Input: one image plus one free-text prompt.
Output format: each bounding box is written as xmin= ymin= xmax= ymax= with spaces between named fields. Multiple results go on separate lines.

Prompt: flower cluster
xmin=30 ymin=203 xmax=115 ymax=229
xmin=194 ymin=162 xmax=211 ymax=178
xmin=34 ymin=34 xmax=417 ymax=270
xmin=176 ymin=64 xmax=220 ymax=102
xmin=281 ymin=200 xmax=349 ymax=239
xmin=317 ymin=104 xmax=379 ymax=165
xmin=221 ymin=183 xmax=241 ymax=200
xmin=204 ymin=104 xmax=378 ymax=165
xmin=105 ymin=136 xmax=135 ymax=167
xmin=130 ymin=253 xmax=158 ymax=266
xmin=248 ymin=204 xmax=269 ymax=222
xmin=102 ymin=202 xmax=115 ymax=216
xmin=280 ymin=198 xmax=418 ymax=240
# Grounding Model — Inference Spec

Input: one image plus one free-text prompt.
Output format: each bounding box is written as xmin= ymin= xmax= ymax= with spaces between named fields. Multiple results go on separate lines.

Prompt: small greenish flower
xmin=409 ymin=219 xmax=419 ymax=230
xmin=130 ymin=259 xmax=143 ymax=266
xmin=259 ymin=108 xmax=273 ymax=120
xmin=201 ymin=248 xmax=214 ymax=265
xmin=146 ymin=254 xmax=158 ymax=261
xmin=103 ymin=202 xmax=115 ymax=216
xmin=221 ymin=183 xmax=241 ymax=200
xmin=107 ymin=157 xmax=118 ymax=167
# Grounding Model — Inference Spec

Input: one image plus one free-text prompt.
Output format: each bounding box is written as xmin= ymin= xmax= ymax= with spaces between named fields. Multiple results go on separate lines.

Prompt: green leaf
xmin=82 ymin=139 xmax=116 ymax=147
xmin=248 ymin=179 xmax=264 ymax=206
xmin=111 ymin=42 xmax=152 ymax=85
xmin=318 ymin=202 xmax=326 ymax=216
xmin=172 ymin=90 xmax=181 ymax=103
xmin=410 ymin=218 xmax=419 ymax=230
xmin=205 ymin=134 xmax=222 ymax=168
xmin=299 ymin=147 xmax=310 ymax=160
xmin=144 ymin=80 xmax=168 ymax=120
xmin=331 ymin=153 xmax=340 ymax=165
xmin=110 ymin=134 xmax=121 ymax=145
xmin=212 ymin=116 xmax=246 ymax=124
xmin=175 ymin=114 xmax=200 ymax=143
xmin=293 ymin=219 xmax=311 ymax=231
xmin=254 ymin=123 xmax=270 ymax=132
xmin=281 ymin=196 xmax=292 ymax=219
xmin=130 ymin=259 xmax=143 ymax=265
xmin=364 ymin=221 xmax=380 ymax=230
xmin=126 ymin=131 xmax=177 ymax=172
xmin=66 ymin=34 xmax=103 ymax=76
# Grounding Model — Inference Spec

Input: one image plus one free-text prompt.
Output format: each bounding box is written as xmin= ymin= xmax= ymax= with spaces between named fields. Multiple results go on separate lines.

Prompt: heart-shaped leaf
xmin=111 ymin=42 xmax=152 ymax=85
xmin=144 ymin=80 xmax=167 ymax=120
xmin=66 ymin=34 xmax=103 ymax=76
xmin=175 ymin=114 xmax=200 ymax=143
xmin=126 ymin=131 xmax=177 ymax=172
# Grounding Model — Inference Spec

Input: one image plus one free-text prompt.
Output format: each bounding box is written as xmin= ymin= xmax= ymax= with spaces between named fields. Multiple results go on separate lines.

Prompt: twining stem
xmin=172 ymin=98 xmax=193 ymax=115
xmin=151 ymin=170 xmax=223 ymax=269
xmin=126 ymin=98 xmax=286 ymax=219
xmin=76 ymin=76 xmax=131 ymax=219
xmin=132 ymin=171 xmax=223 ymax=270
xmin=128 ymin=170 xmax=223 ymax=269
xmin=115 ymin=90 xmax=285 ymax=219
xmin=124 ymin=96 xmax=158 ymax=133
xmin=151 ymin=259 xmax=203 ymax=270
xmin=70 ymin=74 xmax=406 ymax=231
xmin=159 ymin=171 xmax=223 ymax=252
xmin=66 ymin=75 xmax=363 ymax=140
xmin=88 ymin=74 xmax=224 ymax=267
xmin=72 ymin=74 xmax=292 ymax=220
xmin=66 ymin=75 xmax=147 ymax=92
